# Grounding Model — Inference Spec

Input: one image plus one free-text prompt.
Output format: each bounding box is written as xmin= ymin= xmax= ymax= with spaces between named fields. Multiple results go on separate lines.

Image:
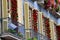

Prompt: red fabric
xmin=32 ymin=9 xmax=38 ymax=32
xmin=43 ymin=17 xmax=51 ymax=39
xmin=56 ymin=26 xmax=60 ymax=40
xmin=11 ymin=0 xmax=18 ymax=26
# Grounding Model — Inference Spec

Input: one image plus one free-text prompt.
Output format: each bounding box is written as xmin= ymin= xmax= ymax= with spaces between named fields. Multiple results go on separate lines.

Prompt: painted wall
xmin=17 ymin=0 xmax=24 ymax=24
xmin=33 ymin=1 xmax=58 ymax=24
xmin=27 ymin=0 xmax=60 ymax=25
xmin=57 ymin=18 xmax=60 ymax=25
xmin=39 ymin=5 xmax=57 ymax=23
xmin=34 ymin=1 xmax=39 ymax=10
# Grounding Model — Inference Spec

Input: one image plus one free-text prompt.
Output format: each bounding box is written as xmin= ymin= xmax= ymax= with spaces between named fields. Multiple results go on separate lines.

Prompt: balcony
xmin=0 ymin=32 xmax=22 ymax=40
xmin=24 ymin=28 xmax=50 ymax=40
xmin=32 ymin=29 xmax=50 ymax=40
xmin=0 ymin=17 xmax=24 ymax=40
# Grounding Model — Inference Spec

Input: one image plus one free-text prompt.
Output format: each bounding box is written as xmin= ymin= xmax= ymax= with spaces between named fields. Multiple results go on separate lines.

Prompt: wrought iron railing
xmin=31 ymin=29 xmax=50 ymax=40
xmin=0 ymin=17 xmax=24 ymax=40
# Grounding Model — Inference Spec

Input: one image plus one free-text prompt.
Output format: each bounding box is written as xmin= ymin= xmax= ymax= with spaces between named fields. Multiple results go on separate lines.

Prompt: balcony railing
xmin=0 ymin=17 xmax=24 ymax=40
xmin=24 ymin=28 xmax=50 ymax=40
xmin=32 ymin=29 xmax=50 ymax=40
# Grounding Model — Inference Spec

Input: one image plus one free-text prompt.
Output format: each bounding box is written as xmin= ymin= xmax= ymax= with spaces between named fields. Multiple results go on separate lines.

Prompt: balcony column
xmin=24 ymin=2 xmax=31 ymax=40
xmin=17 ymin=0 xmax=23 ymax=24
xmin=2 ymin=0 xmax=8 ymax=33
xmin=38 ymin=12 xmax=46 ymax=40
xmin=49 ymin=20 xmax=57 ymax=40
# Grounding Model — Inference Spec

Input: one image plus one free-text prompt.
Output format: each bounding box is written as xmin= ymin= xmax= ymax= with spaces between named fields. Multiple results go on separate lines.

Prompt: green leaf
xmin=27 ymin=38 xmax=32 ymax=40
xmin=8 ymin=29 xmax=16 ymax=33
xmin=55 ymin=0 xmax=58 ymax=4
xmin=33 ymin=37 xmax=37 ymax=40
xmin=17 ymin=33 xmax=23 ymax=37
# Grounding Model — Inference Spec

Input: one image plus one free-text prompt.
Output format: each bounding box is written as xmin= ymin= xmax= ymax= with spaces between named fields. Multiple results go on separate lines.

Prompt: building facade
xmin=0 ymin=0 xmax=60 ymax=40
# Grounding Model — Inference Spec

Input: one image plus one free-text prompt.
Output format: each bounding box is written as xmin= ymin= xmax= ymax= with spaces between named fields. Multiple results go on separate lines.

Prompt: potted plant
xmin=17 ymin=32 xmax=23 ymax=37
xmin=8 ymin=29 xmax=16 ymax=34
xmin=33 ymin=37 xmax=37 ymax=40
xmin=27 ymin=38 xmax=32 ymax=40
